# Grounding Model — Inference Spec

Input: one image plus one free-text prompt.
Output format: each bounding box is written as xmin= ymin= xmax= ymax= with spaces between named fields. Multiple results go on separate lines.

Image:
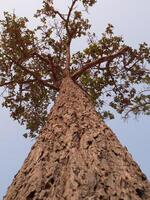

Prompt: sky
xmin=0 ymin=0 xmax=150 ymax=199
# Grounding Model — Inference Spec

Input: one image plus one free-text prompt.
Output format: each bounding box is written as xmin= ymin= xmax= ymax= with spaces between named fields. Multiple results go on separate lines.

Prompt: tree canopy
xmin=0 ymin=0 xmax=150 ymax=137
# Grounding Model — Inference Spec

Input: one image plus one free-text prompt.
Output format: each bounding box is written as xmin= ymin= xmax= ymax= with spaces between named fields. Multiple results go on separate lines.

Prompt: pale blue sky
xmin=0 ymin=0 xmax=150 ymax=199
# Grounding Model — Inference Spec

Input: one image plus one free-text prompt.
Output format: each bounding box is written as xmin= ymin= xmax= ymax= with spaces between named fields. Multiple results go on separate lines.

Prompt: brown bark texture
xmin=4 ymin=77 xmax=150 ymax=200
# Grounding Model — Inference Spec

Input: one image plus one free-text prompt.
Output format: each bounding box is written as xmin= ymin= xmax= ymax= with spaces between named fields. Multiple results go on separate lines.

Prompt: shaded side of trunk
xmin=4 ymin=77 xmax=150 ymax=200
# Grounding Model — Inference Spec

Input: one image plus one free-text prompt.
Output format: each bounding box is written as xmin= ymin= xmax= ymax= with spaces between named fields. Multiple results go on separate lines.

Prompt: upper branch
xmin=67 ymin=0 xmax=78 ymax=25
xmin=72 ymin=47 xmax=130 ymax=80
xmin=63 ymin=0 xmax=78 ymax=74
xmin=66 ymin=0 xmax=78 ymax=35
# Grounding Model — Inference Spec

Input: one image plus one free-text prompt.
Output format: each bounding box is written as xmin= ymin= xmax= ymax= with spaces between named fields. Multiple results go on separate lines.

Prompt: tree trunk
xmin=4 ymin=77 xmax=150 ymax=200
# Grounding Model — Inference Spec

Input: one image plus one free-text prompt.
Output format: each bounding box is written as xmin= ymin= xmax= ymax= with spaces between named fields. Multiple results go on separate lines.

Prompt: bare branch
xmin=65 ymin=0 xmax=78 ymax=37
xmin=0 ymin=88 xmax=7 ymax=97
xmin=63 ymin=0 xmax=78 ymax=74
xmin=55 ymin=10 xmax=66 ymax=22
xmin=72 ymin=47 xmax=130 ymax=80
xmin=124 ymin=100 xmax=150 ymax=119
xmin=67 ymin=0 xmax=78 ymax=24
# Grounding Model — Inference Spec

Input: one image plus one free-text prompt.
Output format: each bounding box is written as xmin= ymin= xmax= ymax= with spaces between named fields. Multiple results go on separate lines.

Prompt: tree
xmin=0 ymin=0 xmax=150 ymax=137
xmin=1 ymin=0 xmax=150 ymax=199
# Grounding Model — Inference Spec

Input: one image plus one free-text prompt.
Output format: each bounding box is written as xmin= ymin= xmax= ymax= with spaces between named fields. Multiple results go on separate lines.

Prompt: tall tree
xmin=1 ymin=0 xmax=150 ymax=199
xmin=4 ymin=77 xmax=150 ymax=199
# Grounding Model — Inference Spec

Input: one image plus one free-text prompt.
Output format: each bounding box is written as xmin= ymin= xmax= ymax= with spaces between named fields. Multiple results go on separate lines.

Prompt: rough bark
xmin=4 ymin=77 xmax=150 ymax=200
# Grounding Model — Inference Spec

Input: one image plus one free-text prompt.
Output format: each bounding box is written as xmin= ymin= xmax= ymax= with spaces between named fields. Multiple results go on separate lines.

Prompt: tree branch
xmin=124 ymin=100 xmax=150 ymax=118
xmin=64 ymin=43 xmax=71 ymax=74
xmin=65 ymin=0 xmax=78 ymax=36
xmin=63 ymin=0 xmax=78 ymax=74
xmin=0 ymin=88 xmax=7 ymax=97
xmin=33 ymin=52 xmax=61 ymax=88
xmin=5 ymin=55 xmax=59 ymax=91
xmin=67 ymin=0 xmax=78 ymax=26
xmin=72 ymin=47 xmax=130 ymax=80
xmin=33 ymin=52 xmax=49 ymax=64
xmin=0 ymin=79 xmax=36 ymax=87
xmin=45 ymin=0 xmax=66 ymax=22
xmin=0 ymin=77 xmax=58 ymax=91
xmin=55 ymin=10 xmax=66 ymax=22
xmin=106 ymin=60 xmax=124 ymax=98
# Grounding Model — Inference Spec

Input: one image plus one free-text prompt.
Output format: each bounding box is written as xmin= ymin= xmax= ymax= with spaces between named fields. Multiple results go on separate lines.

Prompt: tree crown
xmin=0 ymin=0 xmax=150 ymax=137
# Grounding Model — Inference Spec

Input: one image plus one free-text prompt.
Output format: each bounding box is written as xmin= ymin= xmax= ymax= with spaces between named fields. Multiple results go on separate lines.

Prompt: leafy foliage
xmin=73 ymin=24 xmax=150 ymax=119
xmin=0 ymin=0 xmax=150 ymax=137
